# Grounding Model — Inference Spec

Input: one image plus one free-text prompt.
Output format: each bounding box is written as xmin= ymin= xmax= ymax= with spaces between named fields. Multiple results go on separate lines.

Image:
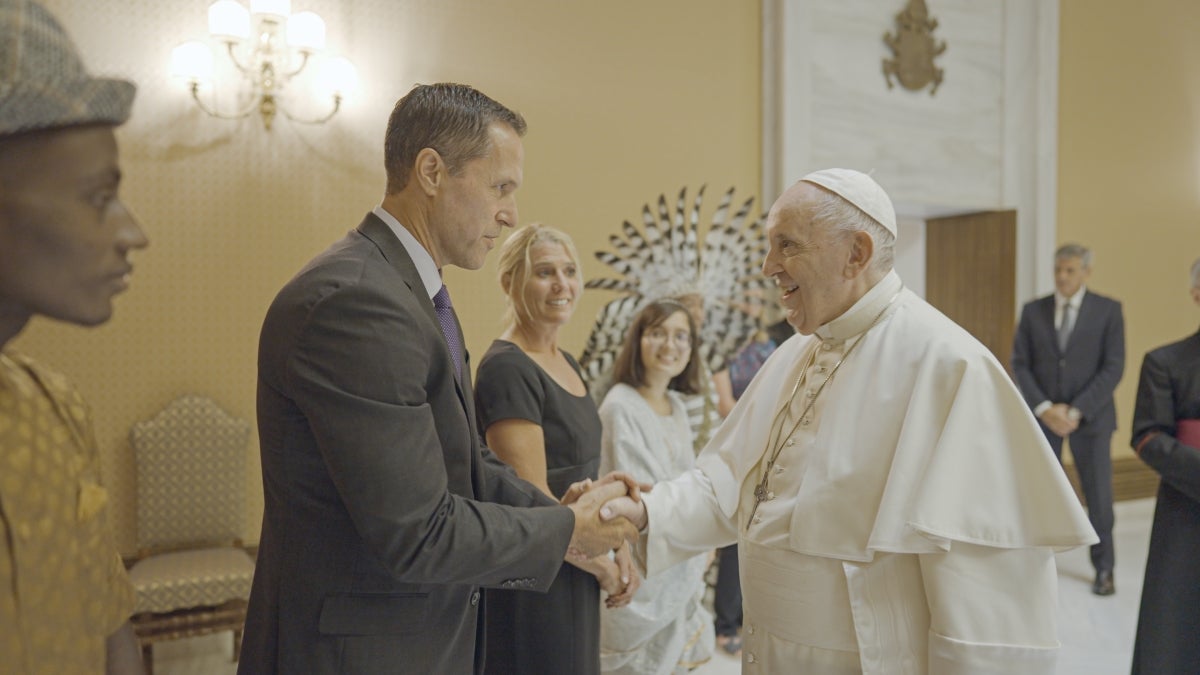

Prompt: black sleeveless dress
xmin=474 ymin=340 xmax=603 ymax=675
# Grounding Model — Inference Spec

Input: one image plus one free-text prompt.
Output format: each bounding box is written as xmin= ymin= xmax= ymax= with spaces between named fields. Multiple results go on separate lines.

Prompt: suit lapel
xmin=1065 ymin=291 xmax=1097 ymax=352
xmin=355 ymin=213 xmax=474 ymax=413
xmin=1038 ymin=296 xmax=1060 ymax=352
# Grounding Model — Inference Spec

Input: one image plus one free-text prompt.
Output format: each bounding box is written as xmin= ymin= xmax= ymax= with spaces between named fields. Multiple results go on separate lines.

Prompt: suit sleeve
xmin=1069 ymin=300 xmax=1125 ymax=420
xmin=283 ymin=280 xmax=570 ymax=589
xmin=1010 ymin=304 xmax=1048 ymax=409
xmin=1132 ymin=351 xmax=1200 ymax=503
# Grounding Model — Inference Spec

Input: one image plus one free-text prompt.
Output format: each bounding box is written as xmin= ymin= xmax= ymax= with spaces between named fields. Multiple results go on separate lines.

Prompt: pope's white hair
xmin=809 ymin=188 xmax=896 ymax=273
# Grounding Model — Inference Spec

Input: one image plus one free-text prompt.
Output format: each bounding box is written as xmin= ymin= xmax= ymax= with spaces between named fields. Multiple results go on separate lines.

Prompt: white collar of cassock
xmin=815 ymin=270 xmax=903 ymax=344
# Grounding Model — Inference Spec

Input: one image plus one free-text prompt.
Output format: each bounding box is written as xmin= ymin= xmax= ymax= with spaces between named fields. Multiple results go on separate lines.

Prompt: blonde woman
xmin=474 ymin=224 xmax=637 ymax=675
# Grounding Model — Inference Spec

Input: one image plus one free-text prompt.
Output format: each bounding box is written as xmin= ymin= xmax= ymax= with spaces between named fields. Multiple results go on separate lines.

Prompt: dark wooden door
xmin=924 ymin=210 xmax=1017 ymax=367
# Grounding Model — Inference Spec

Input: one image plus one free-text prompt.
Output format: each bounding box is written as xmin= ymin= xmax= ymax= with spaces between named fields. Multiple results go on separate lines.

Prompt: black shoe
xmin=1092 ymin=570 xmax=1115 ymax=596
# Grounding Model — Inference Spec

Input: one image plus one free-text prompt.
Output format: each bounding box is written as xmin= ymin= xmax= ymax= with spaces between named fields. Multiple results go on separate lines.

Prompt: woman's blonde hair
xmin=496 ymin=223 xmax=583 ymax=327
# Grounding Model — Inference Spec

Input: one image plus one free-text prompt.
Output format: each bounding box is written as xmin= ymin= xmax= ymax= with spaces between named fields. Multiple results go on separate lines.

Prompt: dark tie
xmin=432 ymin=284 xmax=463 ymax=379
xmin=1057 ymin=303 xmax=1075 ymax=352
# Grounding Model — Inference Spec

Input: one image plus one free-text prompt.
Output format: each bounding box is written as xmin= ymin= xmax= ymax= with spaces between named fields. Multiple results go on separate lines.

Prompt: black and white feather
xmin=579 ymin=186 xmax=770 ymax=394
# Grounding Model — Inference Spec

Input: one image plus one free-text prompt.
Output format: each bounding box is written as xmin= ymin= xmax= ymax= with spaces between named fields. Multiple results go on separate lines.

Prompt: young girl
xmin=598 ymin=299 xmax=715 ymax=674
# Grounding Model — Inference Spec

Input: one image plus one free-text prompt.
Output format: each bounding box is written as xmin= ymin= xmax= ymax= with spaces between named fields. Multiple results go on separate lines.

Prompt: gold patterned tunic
xmin=0 ymin=350 xmax=135 ymax=674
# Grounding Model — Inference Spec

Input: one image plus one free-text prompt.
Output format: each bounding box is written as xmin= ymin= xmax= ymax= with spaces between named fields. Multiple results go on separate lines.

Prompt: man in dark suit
xmin=1129 ymin=257 xmax=1200 ymax=674
xmin=239 ymin=83 xmax=637 ymax=674
xmin=1012 ymin=243 xmax=1125 ymax=596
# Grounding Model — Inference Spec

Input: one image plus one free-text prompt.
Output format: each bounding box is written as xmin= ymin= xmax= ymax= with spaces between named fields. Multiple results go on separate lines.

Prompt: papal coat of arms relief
xmin=883 ymin=0 xmax=947 ymax=95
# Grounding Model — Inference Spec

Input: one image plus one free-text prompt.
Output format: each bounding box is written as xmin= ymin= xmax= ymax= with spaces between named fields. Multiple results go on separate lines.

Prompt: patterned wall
xmin=18 ymin=0 xmax=762 ymax=554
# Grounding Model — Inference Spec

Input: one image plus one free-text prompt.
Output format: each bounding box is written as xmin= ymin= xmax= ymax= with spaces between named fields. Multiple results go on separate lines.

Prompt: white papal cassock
xmin=640 ymin=271 xmax=1098 ymax=674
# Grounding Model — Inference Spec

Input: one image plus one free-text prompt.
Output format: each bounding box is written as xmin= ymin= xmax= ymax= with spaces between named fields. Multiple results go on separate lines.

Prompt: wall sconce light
xmin=170 ymin=0 xmax=357 ymax=130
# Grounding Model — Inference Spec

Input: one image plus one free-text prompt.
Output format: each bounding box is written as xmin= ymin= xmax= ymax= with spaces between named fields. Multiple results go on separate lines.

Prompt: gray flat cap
xmin=0 ymin=0 xmax=135 ymax=136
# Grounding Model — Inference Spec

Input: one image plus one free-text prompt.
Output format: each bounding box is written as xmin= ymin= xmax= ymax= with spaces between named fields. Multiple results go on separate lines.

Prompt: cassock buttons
xmin=766 ymin=491 xmax=775 ymax=500
xmin=801 ymin=417 xmax=811 ymax=427
xmin=805 ymin=389 xmax=815 ymax=398
xmin=822 ymin=343 xmax=833 ymax=351
xmin=817 ymin=365 xmax=827 ymax=374
xmin=752 ymin=514 xmax=762 ymax=525
xmin=747 ymin=653 xmax=757 ymax=663
xmin=747 ymin=625 xmax=755 ymax=635
xmin=785 ymin=439 xmax=795 ymax=447
xmin=774 ymin=465 xmax=784 ymax=474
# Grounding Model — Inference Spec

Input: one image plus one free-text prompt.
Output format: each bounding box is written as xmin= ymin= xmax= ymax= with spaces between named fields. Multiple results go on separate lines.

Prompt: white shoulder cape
xmin=693 ymin=289 xmax=1097 ymax=562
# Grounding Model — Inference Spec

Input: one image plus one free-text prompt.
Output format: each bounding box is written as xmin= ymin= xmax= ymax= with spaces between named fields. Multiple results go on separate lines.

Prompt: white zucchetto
xmin=800 ymin=168 xmax=898 ymax=237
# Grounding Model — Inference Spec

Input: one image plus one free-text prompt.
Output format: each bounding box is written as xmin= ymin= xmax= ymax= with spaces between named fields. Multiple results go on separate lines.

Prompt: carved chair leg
xmin=141 ymin=643 xmax=154 ymax=675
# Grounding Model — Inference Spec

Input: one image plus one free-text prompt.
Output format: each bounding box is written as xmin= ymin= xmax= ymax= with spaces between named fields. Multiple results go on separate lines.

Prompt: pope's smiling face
xmin=761 ymin=183 xmax=860 ymax=335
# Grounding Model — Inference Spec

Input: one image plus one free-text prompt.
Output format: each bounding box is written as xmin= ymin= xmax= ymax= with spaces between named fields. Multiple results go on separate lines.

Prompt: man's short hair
xmin=383 ymin=83 xmax=526 ymax=194
xmin=0 ymin=0 xmax=135 ymax=137
xmin=1055 ymin=243 xmax=1092 ymax=269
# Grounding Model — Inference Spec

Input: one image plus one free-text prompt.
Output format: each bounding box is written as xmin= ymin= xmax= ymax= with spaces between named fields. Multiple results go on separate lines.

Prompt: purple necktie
xmin=433 ymin=284 xmax=463 ymax=379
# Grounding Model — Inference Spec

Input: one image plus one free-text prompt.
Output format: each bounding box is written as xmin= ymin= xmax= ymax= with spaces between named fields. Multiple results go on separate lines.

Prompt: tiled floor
xmin=152 ymin=498 xmax=1156 ymax=675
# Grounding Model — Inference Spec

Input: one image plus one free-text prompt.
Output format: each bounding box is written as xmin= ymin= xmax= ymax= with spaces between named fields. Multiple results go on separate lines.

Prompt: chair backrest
xmin=131 ymin=394 xmax=250 ymax=552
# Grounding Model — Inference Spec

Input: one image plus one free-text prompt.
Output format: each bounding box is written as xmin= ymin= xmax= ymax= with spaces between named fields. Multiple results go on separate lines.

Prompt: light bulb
xmin=249 ymin=0 xmax=291 ymax=18
xmin=170 ymin=41 xmax=215 ymax=83
xmin=208 ymin=0 xmax=249 ymax=40
xmin=317 ymin=56 xmax=357 ymax=97
xmin=287 ymin=11 xmax=325 ymax=51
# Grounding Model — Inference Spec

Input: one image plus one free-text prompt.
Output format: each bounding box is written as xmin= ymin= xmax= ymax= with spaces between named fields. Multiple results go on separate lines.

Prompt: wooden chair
xmin=127 ymin=394 xmax=255 ymax=674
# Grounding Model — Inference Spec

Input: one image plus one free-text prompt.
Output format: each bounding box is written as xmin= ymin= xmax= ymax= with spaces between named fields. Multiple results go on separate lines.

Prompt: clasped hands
xmin=1040 ymin=403 xmax=1080 ymax=437
xmin=560 ymin=472 xmax=652 ymax=608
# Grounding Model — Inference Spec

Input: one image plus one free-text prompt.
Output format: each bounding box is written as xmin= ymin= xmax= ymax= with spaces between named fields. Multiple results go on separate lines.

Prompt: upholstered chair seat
xmin=129 ymin=547 xmax=255 ymax=614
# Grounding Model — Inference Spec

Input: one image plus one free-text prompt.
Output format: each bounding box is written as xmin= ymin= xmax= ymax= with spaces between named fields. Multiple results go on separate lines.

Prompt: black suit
xmin=1012 ymin=289 xmax=1125 ymax=572
xmin=239 ymin=213 xmax=574 ymax=674
xmin=1130 ymin=329 xmax=1200 ymax=674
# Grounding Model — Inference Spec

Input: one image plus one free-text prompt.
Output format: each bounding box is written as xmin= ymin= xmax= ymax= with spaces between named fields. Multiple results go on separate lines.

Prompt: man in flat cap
xmin=0 ymin=0 xmax=148 ymax=672
xmin=602 ymin=170 xmax=1097 ymax=673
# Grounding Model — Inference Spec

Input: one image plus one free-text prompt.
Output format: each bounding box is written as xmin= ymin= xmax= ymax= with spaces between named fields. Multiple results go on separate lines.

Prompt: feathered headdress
xmin=579 ymin=186 xmax=769 ymax=394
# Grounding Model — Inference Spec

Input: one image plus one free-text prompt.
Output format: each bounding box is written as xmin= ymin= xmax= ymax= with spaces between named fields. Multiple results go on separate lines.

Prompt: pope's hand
xmin=565 ymin=480 xmax=638 ymax=560
xmin=600 ymin=494 xmax=648 ymax=532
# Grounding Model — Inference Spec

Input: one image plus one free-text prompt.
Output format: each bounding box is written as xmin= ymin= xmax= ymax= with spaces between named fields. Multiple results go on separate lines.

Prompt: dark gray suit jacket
xmin=240 ymin=213 xmax=574 ymax=674
xmin=1011 ymin=290 xmax=1125 ymax=434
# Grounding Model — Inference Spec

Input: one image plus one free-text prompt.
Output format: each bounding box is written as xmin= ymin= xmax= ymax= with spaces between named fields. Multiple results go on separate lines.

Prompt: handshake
xmin=559 ymin=472 xmax=651 ymax=609
xmin=560 ymin=472 xmax=650 ymax=560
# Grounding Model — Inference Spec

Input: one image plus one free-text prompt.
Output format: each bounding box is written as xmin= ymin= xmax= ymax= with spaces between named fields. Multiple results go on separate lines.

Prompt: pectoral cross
xmin=745 ymin=466 xmax=774 ymax=530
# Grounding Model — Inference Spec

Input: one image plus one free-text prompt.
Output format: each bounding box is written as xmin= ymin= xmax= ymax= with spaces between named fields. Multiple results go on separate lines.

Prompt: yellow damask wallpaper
xmin=19 ymin=0 xmax=762 ymax=552
xmin=19 ymin=0 xmax=1200 ymax=552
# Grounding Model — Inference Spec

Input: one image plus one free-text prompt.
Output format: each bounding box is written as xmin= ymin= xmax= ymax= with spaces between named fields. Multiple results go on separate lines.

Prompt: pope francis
xmin=601 ymin=169 xmax=1098 ymax=674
